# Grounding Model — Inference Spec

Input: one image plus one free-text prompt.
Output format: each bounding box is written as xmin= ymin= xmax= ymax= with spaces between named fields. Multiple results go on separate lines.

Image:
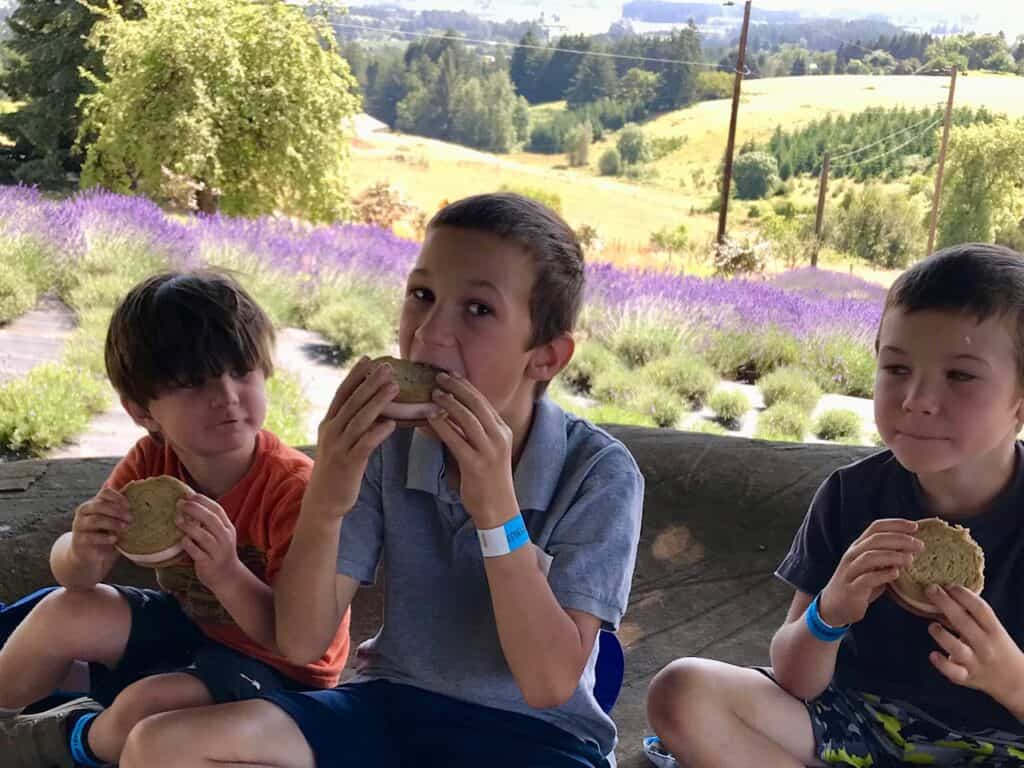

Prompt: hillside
xmin=351 ymin=73 xmax=1024 ymax=256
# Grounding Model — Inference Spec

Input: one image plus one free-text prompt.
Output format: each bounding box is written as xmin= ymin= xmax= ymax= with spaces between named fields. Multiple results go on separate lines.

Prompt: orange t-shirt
xmin=104 ymin=430 xmax=349 ymax=688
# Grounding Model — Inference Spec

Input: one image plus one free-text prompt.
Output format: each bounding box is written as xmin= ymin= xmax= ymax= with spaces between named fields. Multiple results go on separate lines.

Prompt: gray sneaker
xmin=0 ymin=697 xmax=103 ymax=768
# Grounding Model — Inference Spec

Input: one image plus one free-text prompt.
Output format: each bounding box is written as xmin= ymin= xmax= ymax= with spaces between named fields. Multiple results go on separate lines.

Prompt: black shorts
xmin=88 ymin=586 xmax=304 ymax=707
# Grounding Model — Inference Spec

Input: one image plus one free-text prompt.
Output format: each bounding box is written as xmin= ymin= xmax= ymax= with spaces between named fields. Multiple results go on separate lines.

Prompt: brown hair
xmin=105 ymin=270 xmax=275 ymax=406
xmin=428 ymin=192 xmax=585 ymax=349
xmin=880 ymin=243 xmax=1024 ymax=382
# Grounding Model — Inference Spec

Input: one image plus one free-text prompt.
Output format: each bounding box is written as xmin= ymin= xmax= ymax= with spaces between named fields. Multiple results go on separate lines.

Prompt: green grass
xmin=265 ymin=371 xmax=312 ymax=447
xmin=758 ymin=366 xmax=823 ymax=413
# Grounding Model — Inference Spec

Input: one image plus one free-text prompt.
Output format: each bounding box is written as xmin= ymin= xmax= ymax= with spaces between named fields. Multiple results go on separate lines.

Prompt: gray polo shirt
xmin=336 ymin=397 xmax=644 ymax=757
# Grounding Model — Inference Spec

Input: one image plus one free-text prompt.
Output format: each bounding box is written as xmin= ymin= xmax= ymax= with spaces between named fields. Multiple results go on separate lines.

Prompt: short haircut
xmin=880 ymin=243 xmax=1024 ymax=382
xmin=428 ymin=192 xmax=585 ymax=349
xmin=105 ymin=270 xmax=275 ymax=405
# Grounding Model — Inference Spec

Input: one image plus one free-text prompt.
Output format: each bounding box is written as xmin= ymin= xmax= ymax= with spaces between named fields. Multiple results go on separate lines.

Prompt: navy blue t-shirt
xmin=776 ymin=445 xmax=1024 ymax=734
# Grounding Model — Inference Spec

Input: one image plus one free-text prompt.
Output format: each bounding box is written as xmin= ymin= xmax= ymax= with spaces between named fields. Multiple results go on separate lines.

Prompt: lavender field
xmin=1 ymin=186 xmax=887 ymax=453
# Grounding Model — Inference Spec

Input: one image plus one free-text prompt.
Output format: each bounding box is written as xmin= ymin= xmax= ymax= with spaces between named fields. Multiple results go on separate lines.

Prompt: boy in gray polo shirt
xmin=119 ymin=192 xmax=644 ymax=768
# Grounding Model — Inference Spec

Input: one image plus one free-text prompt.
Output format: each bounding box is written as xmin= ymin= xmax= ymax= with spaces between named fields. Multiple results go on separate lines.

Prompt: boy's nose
xmin=414 ymin=307 xmax=455 ymax=347
xmin=901 ymin=376 xmax=939 ymax=415
xmin=209 ymin=374 xmax=241 ymax=406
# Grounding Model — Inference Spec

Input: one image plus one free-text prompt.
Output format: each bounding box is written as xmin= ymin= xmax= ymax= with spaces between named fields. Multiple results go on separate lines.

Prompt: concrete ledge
xmin=0 ymin=429 xmax=875 ymax=765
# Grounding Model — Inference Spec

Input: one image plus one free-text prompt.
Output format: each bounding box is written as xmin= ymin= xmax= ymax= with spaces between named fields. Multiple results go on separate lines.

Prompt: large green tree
xmin=938 ymin=121 xmax=1024 ymax=248
xmin=78 ymin=0 xmax=359 ymax=221
xmin=0 ymin=0 xmax=140 ymax=185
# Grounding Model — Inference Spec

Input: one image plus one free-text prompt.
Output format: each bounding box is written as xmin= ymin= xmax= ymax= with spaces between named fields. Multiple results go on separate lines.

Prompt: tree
xmin=790 ymin=56 xmax=807 ymax=76
xmin=938 ymin=121 xmax=1024 ymax=248
xmin=509 ymin=27 xmax=550 ymax=103
xmin=616 ymin=123 xmax=649 ymax=165
xmin=542 ymin=34 xmax=590 ymax=102
xmin=565 ymin=55 xmax=617 ymax=108
xmin=598 ymin=147 xmax=621 ymax=176
xmin=652 ymin=26 xmax=701 ymax=110
xmin=831 ymin=185 xmax=925 ymax=268
xmin=565 ymin=121 xmax=592 ymax=167
xmin=618 ymin=67 xmax=659 ymax=110
xmin=0 ymin=0 xmax=141 ymax=185
xmin=78 ymin=0 xmax=360 ymax=221
xmin=450 ymin=71 xmax=527 ymax=152
xmin=733 ymin=152 xmax=780 ymax=200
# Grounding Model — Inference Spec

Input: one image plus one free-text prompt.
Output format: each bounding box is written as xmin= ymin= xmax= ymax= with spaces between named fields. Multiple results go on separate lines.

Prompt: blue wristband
xmin=477 ymin=514 xmax=530 ymax=557
xmin=805 ymin=593 xmax=850 ymax=642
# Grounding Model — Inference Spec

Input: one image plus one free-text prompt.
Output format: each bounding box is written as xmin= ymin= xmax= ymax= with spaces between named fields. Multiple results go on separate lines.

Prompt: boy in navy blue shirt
xmin=648 ymin=244 xmax=1024 ymax=767
xmin=120 ymin=193 xmax=644 ymax=768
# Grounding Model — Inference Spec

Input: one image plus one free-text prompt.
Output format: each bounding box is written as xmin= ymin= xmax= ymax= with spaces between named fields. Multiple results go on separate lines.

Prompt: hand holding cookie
xmin=307 ymin=357 xmax=404 ymax=520
xmin=818 ymin=518 xmax=924 ymax=628
xmin=926 ymin=585 xmax=1024 ymax=709
xmin=71 ymin=487 xmax=133 ymax=571
xmin=425 ymin=371 xmax=517 ymax=528
xmin=176 ymin=494 xmax=242 ymax=591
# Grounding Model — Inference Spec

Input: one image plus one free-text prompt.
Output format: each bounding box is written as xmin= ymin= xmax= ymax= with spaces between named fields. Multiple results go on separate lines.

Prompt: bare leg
xmin=647 ymin=658 xmax=824 ymax=768
xmin=121 ymin=699 xmax=316 ymax=768
xmin=89 ymin=672 xmax=212 ymax=764
xmin=0 ymin=586 xmax=130 ymax=709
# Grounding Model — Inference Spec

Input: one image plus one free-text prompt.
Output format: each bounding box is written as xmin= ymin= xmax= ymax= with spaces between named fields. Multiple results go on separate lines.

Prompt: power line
xmin=830 ymin=117 xmax=943 ymax=169
xmin=332 ymin=21 xmax=742 ymax=72
xmin=829 ymin=106 xmax=944 ymax=162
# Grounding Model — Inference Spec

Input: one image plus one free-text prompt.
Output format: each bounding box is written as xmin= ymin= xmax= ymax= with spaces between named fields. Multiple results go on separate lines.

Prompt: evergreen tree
xmin=565 ymin=55 xmax=616 ymax=108
xmin=509 ymin=27 xmax=550 ymax=103
xmin=0 ymin=0 xmax=141 ymax=185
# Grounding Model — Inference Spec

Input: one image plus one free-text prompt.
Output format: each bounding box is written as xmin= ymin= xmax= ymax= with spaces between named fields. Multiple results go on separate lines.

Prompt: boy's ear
xmin=526 ymin=333 xmax=575 ymax=383
xmin=121 ymin=397 xmax=161 ymax=434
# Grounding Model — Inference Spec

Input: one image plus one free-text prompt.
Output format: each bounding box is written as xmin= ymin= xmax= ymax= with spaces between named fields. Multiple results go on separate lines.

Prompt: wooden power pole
xmin=926 ymin=65 xmax=958 ymax=256
xmin=716 ymin=0 xmax=753 ymax=245
xmin=812 ymin=151 xmax=831 ymax=267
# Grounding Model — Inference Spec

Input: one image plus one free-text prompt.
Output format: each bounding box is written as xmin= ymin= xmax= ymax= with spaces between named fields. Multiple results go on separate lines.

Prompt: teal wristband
xmin=805 ymin=593 xmax=849 ymax=642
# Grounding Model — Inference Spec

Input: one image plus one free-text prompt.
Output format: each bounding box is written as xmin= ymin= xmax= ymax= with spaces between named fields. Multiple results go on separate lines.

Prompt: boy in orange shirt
xmin=0 ymin=271 xmax=350 ymax=768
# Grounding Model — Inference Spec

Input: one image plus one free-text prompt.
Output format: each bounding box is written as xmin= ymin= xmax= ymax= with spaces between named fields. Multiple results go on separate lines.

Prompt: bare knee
xmin=121 ymin=713 xmax=177 ymax=768
xmin=31 ymin=586 xmax=128 ymax=657
xmin=648 ymin=658 xmax=730 ymax=743
xmin=97 ymin=674 xmax=211 ymax=753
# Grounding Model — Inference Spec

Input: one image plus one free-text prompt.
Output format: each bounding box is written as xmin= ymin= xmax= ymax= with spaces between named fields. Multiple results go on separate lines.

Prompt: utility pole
xmin=926 ymin=65 xmax=957 ymax=256
xmin=716 ymin=0 xmax=752 ymax=245
xmin=812 ymin=151 xmax=831 ymax=267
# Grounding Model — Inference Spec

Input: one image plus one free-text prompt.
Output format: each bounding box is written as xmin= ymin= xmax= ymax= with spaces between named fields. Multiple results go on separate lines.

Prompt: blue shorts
xmin=262 ymin=679 xmax=611 ymax=768
xmin=88 ymin=586 xmax=303 ymax=706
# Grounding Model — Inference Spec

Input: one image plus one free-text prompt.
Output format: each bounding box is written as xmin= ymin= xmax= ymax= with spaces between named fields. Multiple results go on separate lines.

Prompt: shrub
xmin=499 ymin=185 xmax=563 ymax=215
xmin=650 ymin=136 xmax=685 ymax=161
xmin=608 ymin=315 xmax=683 ymax=368
xmin=712 ymin=237 xmax=769 ymax=276
xmin=307 ymin=289 xmax=395 ymax=361
xmin=352 ymin=182 xmax=415 ymax=229
xmin=687 ymin=418 xmax=728 ymax=436
xmin=759 ymin=366 xmax=822 ymax=413
xmin=755 ymin=402 xmax=810 ymax=442
xmin=814 ymin=409 xmax=863 ymax=442
xmin=0 ymin=263 xmax=36 ymax=323
xmin=203 ymin=246 xmax=307 ymax=327
xmin=695 ymin=70 xmax=733 ymax=100
xmin=641 ymin=353 xmax=717 ymax=407
xmin=7 ymin=235 xmax=56 ymax=295
xmin=264 ymin=371 xmax=311 ymax=447
xmin=802 ymin=332 xmax=876 ymax=398
xmin=66 ymin=273 xmax=128 ymax=312
xmin=590 ymin=367 xmax=637 ymax=405
xmin=0 ymin=363 xmax=108 ymax=455
xmin=830 ymin=185 xmax=925 ymax=269
xmin=598 ymin=148 xmax=622 ymax=176
xmin=617 ymin=123 xmax=650 ymax=165
xmin=562 ymin=343 xmax=622 ymax=395
xmin=63 ymin=307 xmax=114 ymax=377
xmin=747 ymin=204 xmax=762 ymax=218
xmin=633 ymin=386 xmax=684 ymax=428
xmin=708 ymin=388 xmax=750 ymax=429
xmin=581 ymin=403 xmax=655 ymax=428
xmin=703 ymin=326 xmax=802 ymax=382
xmin=649 ymin=224 xmax=689 ymax=253
xmin=565 ymin=121 xmax=593 ymax=168
xmin=734 ymin=152 xmax=780 ymax=199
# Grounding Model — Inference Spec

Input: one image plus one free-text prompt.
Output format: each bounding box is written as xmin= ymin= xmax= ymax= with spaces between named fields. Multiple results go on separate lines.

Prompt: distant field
xmin=352 ymin=74 xmax=1024 ymax=263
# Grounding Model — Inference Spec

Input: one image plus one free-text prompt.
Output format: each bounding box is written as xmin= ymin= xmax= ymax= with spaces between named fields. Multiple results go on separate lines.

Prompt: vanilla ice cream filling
xmin=117 ymin=541 xmax=184 ymax=566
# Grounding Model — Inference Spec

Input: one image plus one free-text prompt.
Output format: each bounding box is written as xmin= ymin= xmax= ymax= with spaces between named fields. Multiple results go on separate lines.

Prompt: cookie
xmin=116 ymin=475 xmax=191 ymax=568
xmin=375 ymin=356 xmax=444 ymax=426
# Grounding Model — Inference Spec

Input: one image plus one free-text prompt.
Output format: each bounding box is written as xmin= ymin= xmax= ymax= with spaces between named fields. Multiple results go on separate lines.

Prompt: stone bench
xmin=0 ymin=429 xmax=874 ymax=766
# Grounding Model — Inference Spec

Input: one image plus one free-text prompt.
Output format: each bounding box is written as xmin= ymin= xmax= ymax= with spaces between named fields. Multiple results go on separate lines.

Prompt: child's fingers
xmin=345 ymin=418 xmax=397 ymax=464
xmin=324 ymin=357 xmax=375 ymax=421
xmin=863 ymin=518 xmax=919 ymax=535
xmin=929 ymin=622 xmax=975 ymax=667
xmin=852 ymin=531 xmax=925 ymax=556
xmin=846 ymin=548 xmax=913 ymax=578
xmin=336 ymin=382 xmax=401 ymax=453
xmin=848 ymin=566 xmax=900 ymax=593
xmin=323 ymin=369 xmax=396 ymax=445
xmin=929 ymin=650 xmax=970 ymax=685
xmin=431 ymin=389 xmax=487 ymax=450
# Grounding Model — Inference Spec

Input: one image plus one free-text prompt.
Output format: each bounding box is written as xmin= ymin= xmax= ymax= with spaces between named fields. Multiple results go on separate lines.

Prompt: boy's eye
xmin=881 ymin=365 xmax=909 ymax=376
xmin=948 ymin=370 xmax=977 ymax=383
xmin=408 ymin=287 xmax=433 ymax=302
xmin=467 ymin=301 xmax=492 ymax=317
